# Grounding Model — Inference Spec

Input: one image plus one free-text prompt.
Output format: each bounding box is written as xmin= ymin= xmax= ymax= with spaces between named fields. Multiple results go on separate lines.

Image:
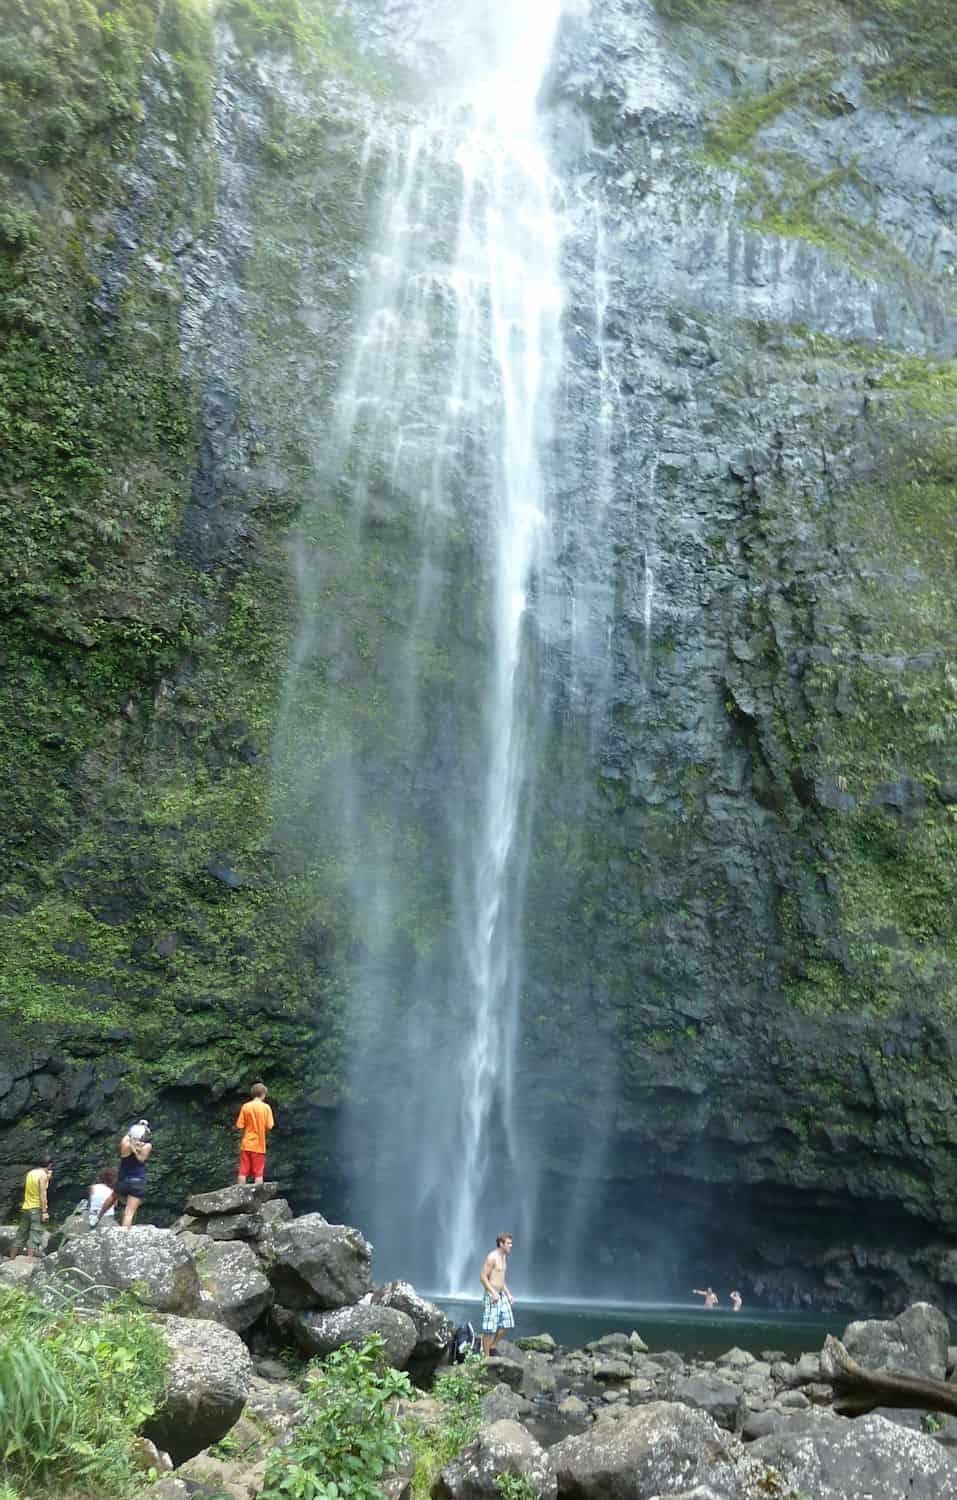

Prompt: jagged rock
xmin=547 ymin=1401 xmax=742 ymax=1498
xmin=750 ymin=1410 xmax=957 ymax=1498
xmin=34 ymin=1225 xmax=201 ymax=1314
xmin=194 ymin=1239 xmax=273 ymax=1331
xmin=433 ymin=1419 xmax=556 ymax=1500
xmin=260 ymin=1216 xmax=370 ymax=1309
xmin=372 ymin=1279 xmax=455 ymax=1375
xmin=144 ymin=1315 xmax=252 ymax=1465
xmin=628 ymin=1332 xmax=648 ymax=1354
xmin=274 ymin=1302 xmax=418 ymax=1367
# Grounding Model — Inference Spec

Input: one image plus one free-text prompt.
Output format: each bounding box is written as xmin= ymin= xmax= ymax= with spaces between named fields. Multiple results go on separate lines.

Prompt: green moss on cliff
xmin=655 ymin=0 xmax=957 ymax=111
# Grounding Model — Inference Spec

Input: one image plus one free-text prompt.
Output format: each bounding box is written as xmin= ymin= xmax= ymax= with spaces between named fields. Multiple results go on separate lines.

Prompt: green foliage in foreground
xmin=0 ymin=1284 xmax=168 ymax=1497
xmin=409 ymin=1357 xmax=484 ymax=1500
xmin=260 ymin=1337 xmax=414 ymax=1500
xmin=259 ymin=1338 xmax=486 ymax=1500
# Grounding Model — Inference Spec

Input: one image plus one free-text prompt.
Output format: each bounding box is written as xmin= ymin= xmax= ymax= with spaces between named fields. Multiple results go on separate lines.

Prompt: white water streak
xmin=324 ymin=2 xmax=566 ymax=1293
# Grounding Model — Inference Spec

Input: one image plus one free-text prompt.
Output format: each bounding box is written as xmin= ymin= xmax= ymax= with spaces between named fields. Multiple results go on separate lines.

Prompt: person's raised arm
xmin=129 ymin=1139 xmax=152 ymax=1163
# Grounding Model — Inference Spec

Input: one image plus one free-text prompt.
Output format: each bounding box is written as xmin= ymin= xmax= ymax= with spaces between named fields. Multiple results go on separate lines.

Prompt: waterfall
xmin=277 ymin=0 xmax=566 ymax=1293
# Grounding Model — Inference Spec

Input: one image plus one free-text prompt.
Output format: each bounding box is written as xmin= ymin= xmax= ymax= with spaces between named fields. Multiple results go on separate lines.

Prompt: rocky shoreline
xmin=3 ymin=1189 xmax=957 ymax=1498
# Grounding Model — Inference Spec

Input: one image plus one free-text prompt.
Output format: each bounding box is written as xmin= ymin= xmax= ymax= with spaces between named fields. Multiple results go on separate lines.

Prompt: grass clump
xmin=0 ymin=1284 xmax=168 ymax=1497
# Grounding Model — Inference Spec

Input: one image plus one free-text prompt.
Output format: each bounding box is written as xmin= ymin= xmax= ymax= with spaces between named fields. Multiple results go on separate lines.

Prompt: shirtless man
xmin=693 ymin=1286 xmax=719 ymax=1308
xmin=480 ymin=1233 xmax=514 ymax=1357
xmin=730 ymin=1289 xmax=742 ymax=1311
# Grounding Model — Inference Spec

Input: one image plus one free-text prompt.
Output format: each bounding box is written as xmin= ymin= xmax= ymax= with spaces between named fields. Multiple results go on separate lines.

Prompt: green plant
xmin=408 ymin=1355 xmax=483 ymax=1500
xmin=0 ymin=1284 xmax=168 ymax=1496
xmin=495 ymin=1475 xmax=540 ymax=1500
xmin=260 ymin=1336 xmax=414 ymax=1500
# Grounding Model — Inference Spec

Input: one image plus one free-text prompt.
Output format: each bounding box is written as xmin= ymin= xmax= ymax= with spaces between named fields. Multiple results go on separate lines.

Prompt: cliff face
xmin=1 ymin=0 xmax=955 ymax=1312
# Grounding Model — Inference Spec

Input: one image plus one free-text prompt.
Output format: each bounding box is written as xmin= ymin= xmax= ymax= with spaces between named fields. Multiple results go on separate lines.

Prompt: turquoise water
xmin=435 ymin=1298 xmax=842 ymax=1360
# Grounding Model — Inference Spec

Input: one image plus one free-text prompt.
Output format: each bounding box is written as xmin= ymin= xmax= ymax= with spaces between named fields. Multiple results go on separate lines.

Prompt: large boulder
xmin=144 ymin=1315 xmax=252 ymax=1466
xmin=274 ymin=1303 xmax=418 ymax=1368
xmin=0 ymin=1257 xmax=36 ymax=1289
xmin=841 ymin=1302 xmax=950 ymax=1382
xmin=433 ymin=1420 xmax=556 ymax=1500
xmin=193 ymin=1239 xmax=274 ymax=1332
xmin=261 ymin=1216 xmax=372 ymax=1309
xmin=34 ymin=1226 xmax=201 ymax=1314
xmin=546 ymin=1401 xmax=742 ymax=1499
xmin=185 ymin=1184 xmax=278 ymax=1217
xmin=670 ymin=1373 xmax=743 ymax=1432
xmin=750 ymin=1410 xmax=957 ymax=1499
xmin=372 ymin=1280 xmax=455 ymax=1377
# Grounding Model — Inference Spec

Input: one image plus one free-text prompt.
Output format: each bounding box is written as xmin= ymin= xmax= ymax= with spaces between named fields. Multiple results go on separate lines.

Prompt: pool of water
xmin=434 ymin=1297 xmax=843 ymax=1361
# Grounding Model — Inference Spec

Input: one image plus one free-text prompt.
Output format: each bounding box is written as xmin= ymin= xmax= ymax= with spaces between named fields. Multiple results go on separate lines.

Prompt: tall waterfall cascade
xmin=276 ymin=0 xmax=626 ymax=1294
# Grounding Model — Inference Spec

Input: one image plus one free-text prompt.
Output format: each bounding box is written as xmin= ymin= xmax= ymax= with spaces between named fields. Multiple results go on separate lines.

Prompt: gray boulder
xmin=547 ymin=1401 xmax=741 ymax=1499
xmin=670 ymin=1373 xmax=743 ymax=1432
xmin=372 ymin=1280 xmax=455 ymax=1376
xmin=275 ymin=1302 xmax=418 ymax=1367
xmin=433 ymin=1419 xmax=556 ymax=1500
xmin=185 ymin=1184 xmax=278 ymax=1216
xmin=481 ymin=1383 xmax=533 ymax=1424
xmin=144 ymin=1315 xmax=252 ymax=1465
xmin=751 ymin=1410 xmax=957 ymax=1498
xmin=261 ymin=1216 xmax=371 ymax=1309
xmin=194 ymin=1239 xmax=273 ymax=1332
xmin=206 ymin=1213 xmax=262 ymax=1242
xmin=0 ymin=1257 xmax=36 ymax=1289
xmin=259 ymin=1198 xmax=294 ymax=1226
xmin=592 ymin=1358 xmax=634 ymax=1383
xmin=34 ymin=1226 xmax=200 ymax=1314
xmin=842 ymin=1302 xmax=950 ymax=1381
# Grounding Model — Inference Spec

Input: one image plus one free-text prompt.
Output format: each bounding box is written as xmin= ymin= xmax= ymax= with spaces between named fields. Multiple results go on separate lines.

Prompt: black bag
xmin=450 ymin=1321 xmax=478 ymax=1364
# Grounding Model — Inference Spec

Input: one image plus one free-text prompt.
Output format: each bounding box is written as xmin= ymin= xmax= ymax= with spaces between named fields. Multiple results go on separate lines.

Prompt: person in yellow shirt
xmin=8 ymin=1157 xmax=53 ymax=1260
xmin=235 ymin=1082 xmax=274 ymax=1185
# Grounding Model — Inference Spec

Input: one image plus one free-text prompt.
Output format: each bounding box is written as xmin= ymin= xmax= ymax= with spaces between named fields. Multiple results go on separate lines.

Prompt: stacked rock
xmin=28 ymin=1186 xmax=454 ymax=1465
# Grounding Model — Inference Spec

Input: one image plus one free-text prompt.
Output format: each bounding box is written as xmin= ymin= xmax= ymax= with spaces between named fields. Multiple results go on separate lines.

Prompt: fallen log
xmin=798 ymin=1334 xmax=957 ymax=1419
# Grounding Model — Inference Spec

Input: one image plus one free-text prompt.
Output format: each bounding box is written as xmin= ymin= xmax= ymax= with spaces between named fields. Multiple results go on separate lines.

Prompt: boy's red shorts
xmin=239 ymin=1150 xmax=266 ymax=1178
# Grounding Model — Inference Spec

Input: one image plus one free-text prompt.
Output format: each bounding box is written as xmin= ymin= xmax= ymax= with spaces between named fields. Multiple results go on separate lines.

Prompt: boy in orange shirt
xmin=235 ymin=1082 xmax=274 ymax=1185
